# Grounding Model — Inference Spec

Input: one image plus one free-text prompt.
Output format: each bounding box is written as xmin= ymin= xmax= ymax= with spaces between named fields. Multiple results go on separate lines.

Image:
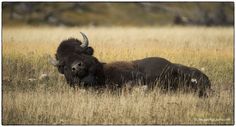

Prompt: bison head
xmin=51 ymin=52 xmax=105 ymax=88
xmin=51 ymin=32 xmax=95 ymax=73
xmin=50 ymin=32 xmax=105 ymax=88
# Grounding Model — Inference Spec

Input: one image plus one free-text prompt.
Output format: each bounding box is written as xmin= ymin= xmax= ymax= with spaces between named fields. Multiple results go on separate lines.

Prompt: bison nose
xmin=72 ymin=67 xmax=76 ymax=71
xmin=72 ymin=64 xmax=78 ymax=72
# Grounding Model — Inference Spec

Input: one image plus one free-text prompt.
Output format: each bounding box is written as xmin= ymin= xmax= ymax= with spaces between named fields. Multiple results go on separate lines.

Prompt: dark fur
xmin=55 ymin=38 xmax=94 ymax=74
xmin=103 ymin=61 xmax=145 ymax=87
xmin=61 ymin=53 xmax=105 ymax=88
xmin=102 ymin=57 xmax=211 ymax=97
xmin=54 ymin=38 xmax=212 ymax=97
xmin=158 ymin=63 xmax=211 ymax=97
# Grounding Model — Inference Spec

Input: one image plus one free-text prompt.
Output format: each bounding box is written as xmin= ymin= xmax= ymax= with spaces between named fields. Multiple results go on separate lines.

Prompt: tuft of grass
xmin=2 ymin=26 xmax=234 ymax=125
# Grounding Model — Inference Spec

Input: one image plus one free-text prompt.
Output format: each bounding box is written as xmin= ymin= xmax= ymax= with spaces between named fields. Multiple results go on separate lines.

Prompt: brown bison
xmin=51 ymin=32 xmax=212 ymax=97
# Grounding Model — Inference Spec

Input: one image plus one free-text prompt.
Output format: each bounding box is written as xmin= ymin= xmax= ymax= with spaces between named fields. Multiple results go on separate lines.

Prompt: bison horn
xmin=48 ymin=55 xmax=59 ymax=66
xmin=80 ymin=32 xmax=89 ymax=48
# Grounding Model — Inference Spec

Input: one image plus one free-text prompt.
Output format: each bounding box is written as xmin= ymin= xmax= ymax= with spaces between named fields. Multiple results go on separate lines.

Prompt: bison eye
xmin=78 ymin=62 xmax=82 ymax=66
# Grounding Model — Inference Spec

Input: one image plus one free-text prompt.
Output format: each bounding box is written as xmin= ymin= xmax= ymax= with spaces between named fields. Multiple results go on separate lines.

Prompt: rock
xmin=201 ymin=67 xmax=205 ymax=71
xmin=142 ymin=85 xmax=148 ymax=91
xmin=28 ymin=78 xmax=37 ymax=82
xmin=39 ymin=73 xmax=49 ymax=81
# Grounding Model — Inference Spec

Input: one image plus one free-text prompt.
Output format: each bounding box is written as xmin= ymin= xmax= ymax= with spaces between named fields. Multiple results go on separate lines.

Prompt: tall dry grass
xmin=2 ymin=26 xmax=234 ymax=125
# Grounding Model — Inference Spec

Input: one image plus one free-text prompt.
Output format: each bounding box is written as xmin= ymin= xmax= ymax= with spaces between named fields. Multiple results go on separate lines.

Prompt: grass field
xmin=2 ymin=26 xmax=234 ymax=125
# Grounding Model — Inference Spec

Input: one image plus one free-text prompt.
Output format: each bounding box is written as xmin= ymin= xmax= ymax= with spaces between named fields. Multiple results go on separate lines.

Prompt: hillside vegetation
xmin=3 ymin=2 xmax=234 ymax=26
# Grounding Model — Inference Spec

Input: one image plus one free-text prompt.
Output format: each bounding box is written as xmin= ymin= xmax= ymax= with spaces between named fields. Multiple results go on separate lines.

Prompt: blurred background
xmin=2 ymin=2 xmax=234 ymax=27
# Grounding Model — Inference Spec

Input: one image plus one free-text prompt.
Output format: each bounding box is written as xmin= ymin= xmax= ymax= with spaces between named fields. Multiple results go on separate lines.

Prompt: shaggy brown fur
xmin=53 ymin=36 xmax=212 ymax=97
xmin=55 ymin=38 xmax=94 ymax=74
xmin=103 ymin=61 xmax=144 ymax=86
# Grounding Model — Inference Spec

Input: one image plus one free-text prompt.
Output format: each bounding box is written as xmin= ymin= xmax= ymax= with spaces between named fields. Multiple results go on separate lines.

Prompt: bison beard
xmin=51 ymin=33 xmax=212 ymax=97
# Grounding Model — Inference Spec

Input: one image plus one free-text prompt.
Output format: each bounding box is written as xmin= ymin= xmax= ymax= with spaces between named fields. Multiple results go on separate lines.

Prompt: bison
xmin=50 ymin=32 xmax=212 ymax=97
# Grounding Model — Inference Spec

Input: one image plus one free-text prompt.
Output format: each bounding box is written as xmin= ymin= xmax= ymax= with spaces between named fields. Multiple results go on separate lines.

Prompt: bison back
xmin=133 ymin=57 xmax=172 ymax=84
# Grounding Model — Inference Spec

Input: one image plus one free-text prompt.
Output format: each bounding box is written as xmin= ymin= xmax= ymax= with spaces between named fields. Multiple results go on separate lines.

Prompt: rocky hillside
xmin=3 ymin=2 xmax=234 ymax=26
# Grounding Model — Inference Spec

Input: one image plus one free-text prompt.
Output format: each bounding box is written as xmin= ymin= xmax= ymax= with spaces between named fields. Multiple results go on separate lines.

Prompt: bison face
xmin=59 ymin=53 xmax=104 ymax=87
xmin=71 ymin=60 xmax=87 ymax=77
xmin=51 ymin=32 xmax=105 ymax=88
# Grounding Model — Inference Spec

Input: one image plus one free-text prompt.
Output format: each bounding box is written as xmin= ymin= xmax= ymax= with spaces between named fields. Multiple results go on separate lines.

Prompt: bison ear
xmin=49 ymin=55 xmax=59 ymax=66
xmin=85 ymin=47 xmax=94 ymax=55
xmin=57 ymin=61 xmax=65 ymax=74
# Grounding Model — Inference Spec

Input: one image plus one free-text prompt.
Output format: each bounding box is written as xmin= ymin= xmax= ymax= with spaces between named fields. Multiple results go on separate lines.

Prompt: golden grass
xmin=2 ymin=26 xmax=234 ymax=125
